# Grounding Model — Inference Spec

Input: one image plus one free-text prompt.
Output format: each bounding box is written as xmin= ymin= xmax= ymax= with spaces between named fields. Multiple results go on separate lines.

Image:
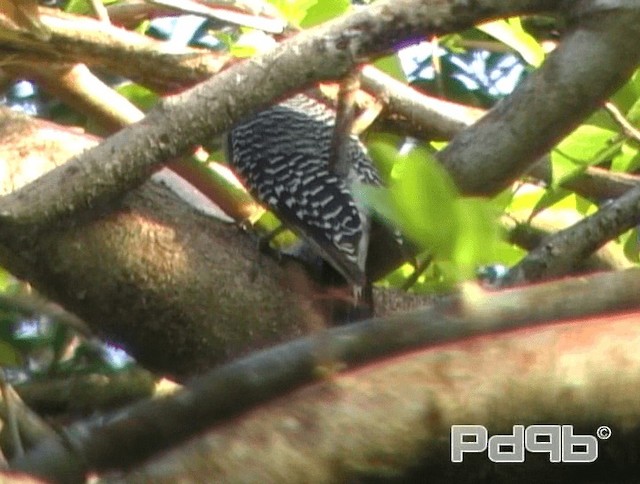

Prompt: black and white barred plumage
xmin=227 ymin=94 xmax=383 ymax=288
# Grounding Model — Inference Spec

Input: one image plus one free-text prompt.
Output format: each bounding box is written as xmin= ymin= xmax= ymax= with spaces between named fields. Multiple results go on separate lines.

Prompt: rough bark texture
xmin=0 ymin=109 xmax=325 ymax=378
xmin=0 ymin=105 xmax=430 ymax=378
xmin=14 ymin=268 xmax=640 ymax=481
xmin=438 ymin=9 xmax=640 ymax=195
xmin=115 ymin=311 xmax=640 ymax=483
xmin=0 ymin=0 xmax=562 ymax=231
xmin=0 ymin=0 xmax=635 ymax=380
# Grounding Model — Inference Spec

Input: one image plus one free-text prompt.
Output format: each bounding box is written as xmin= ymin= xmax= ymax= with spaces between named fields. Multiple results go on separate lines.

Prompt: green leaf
xmin=610 ymin=141 xmax=640 ymax=173
xmin=135 ymin=19 xmax=151 ymax=35
xmin=366 ymin=140 xmax=507 ymax=286
xmin=438 ymin=34 xmax=467 ymax=55
xmin=493 ymin=240 xmax=527 ymax=266
xmin=116 ymin=83 xmax=158 ymax=111
xmin=529 ymin=188 xmax=572 ymax=221
xmin=623 ymin=228 xmax=640 ymax=263
xmin=372 ymin=54 xmax=407 ymax=82
xmin=583 ymin=109 xmax=618 ymax=132
xmin=66 ymin=0 xmax=119 ymax=14
xmin=419 ymin=261 xmax=459 ymax=291
xmin=452 ymin=198 xmax=501 ymax=273
xmin=611 ymin=68 xmax=640 ymax=115
xmin=477 ymin=17 xmax=545 ymax=67
xmin=354 ymin=184 xmax=397 ymax=229
xmin=492 ymin=186 xmax=516 ymax=212
xmin=51 ymin=324 xmax=73 ymax=362
xmin=65 ymin=0 xmax=91 ymax=13
xmin=0 ymin=340 xmax=21 ymax=366
xmin=360 ymin=143 xmax=459 ymax=260
xmin=365 ymin=132 xmax=404 ymax=180
xmin=230 ymin=30 xmax=277 ymax=58
xmin=268 ymin=0 xmax=318 ymax=26
xmin=507 ymin=184 xmax=596 ymax=223
xmin=388 ymin=146 xmax=459 ymax=257
xmin=215 ymin=32 xmax=235 ymax=51
xmin=551 ymin=124 xmax=618 ymax=186
xmin=300 ymin=0 xmax=349 ymax=28
xmin=574 ymin=194 xmax=597 ymax=216
xmin=0 ymin=268 xmax=16 ymax=293
xmin=626 ymin=91 xmax=640 ymax=125
xmin=507 ymin=183 xmax=552 ymax=216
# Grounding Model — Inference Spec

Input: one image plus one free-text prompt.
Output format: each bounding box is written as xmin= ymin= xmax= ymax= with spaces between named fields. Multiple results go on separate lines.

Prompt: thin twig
xmin=89 ymin=0 xmax=110 ymax=23
xmin=503 ymin=184 xmax=640 ymax=285
xmin=605 ymin=101 xmax=640 ymax=143
xmin=329 ymin=69 xmax=361 ymax=177
xmin=147 ymin=0 xmax=285 ymax=33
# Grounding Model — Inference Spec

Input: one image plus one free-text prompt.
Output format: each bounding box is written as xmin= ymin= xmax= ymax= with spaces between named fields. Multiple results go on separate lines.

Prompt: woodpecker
xmin=227 ymin=94 xmax=385 ymax=304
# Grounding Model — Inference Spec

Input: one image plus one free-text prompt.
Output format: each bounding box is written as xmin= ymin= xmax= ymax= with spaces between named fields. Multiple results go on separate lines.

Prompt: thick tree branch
xmin=358 ymin=67 xmax=640 ymax=202
xmin=0 ymin=0 xmax=634 ymax=375
xmin=0 ymin=0 xmax=559 ymax=232
xmin=122 ymin=310 xmax=640 ymax=483
xmin=4 ymin=3 xmax=631 ymax=205
xmin=12 ymin=268 xmax=640 ymax=480
xmin=0 ymin=4 xmax=485 ymax=140
xmin=438 ymin=7 xmax=640 ymax=195
xmin=359 ymin=67 xmax=640 ymax=202
xmin=0 ymin=108 xmax=326 ymax=376
xmin=0 ymin=7 xmax=228 ymax=91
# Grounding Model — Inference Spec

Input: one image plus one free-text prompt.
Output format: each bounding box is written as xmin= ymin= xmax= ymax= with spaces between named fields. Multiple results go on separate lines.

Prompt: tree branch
xmin=0 ymin=108 xmax=326 ymax=377
xmin=438 ymin=6 xmax=640 ymax=195
xmin=503 ymin=184 xmax=640 ymax=285
xmin=360 ymin=64 xmax=485 ymax=140
xmin=0 ymin=7 xmax=228 ymax=91
xmin=0 ymin=0 xmax=560 ymax=232
xmin=122 ymin=309 xmax=640 ymax=482
xmin=12 ymin=267 xmax=640 ymax=480
xmin=0 ymin=0 xmax=635 ymax=375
